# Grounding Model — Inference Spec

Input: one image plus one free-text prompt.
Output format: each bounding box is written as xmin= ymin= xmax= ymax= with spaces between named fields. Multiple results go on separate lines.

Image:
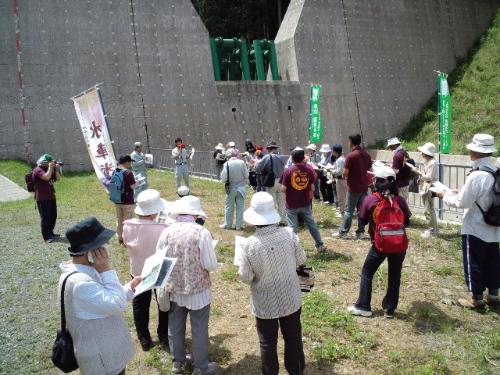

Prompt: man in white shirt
xmin=58 ymin=217 xmax=142 ymax=375
xmin=172 ymin=137 xmax=192 ymax=189
xmin=436 ymin=134 xmax=500 ymax=309
xmin=156 ymin=196 xmax=219 ymax=375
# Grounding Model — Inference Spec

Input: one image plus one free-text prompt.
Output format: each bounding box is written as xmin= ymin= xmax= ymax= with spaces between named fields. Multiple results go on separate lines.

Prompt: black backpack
xmin=25 ymin=169 xmax=35 ymax=192
xmin=475 ymin=168 xmax=500 ymax=227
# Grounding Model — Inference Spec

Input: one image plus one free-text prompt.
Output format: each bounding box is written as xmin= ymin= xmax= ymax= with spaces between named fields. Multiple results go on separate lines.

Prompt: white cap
xmin=386 ymin=137 xmax=401 ymax=147
xmin=169 ymin=195 xmax=207 ymax=219
xmin=466 ymin=134 xmax=496 ymax=154
xmin=319 ymin=144 xmax=332 ymax=153
xmin=243 ymin=192 xmax=281 ymax=225
xmin=134 ymin=142 xmax=142 ymax=147
xmin=227 ymin=141 xmax=236 ymax=148
xmin=135 ymin=189 xmax=170 ymax=216
xmin=417 ymin=142 xmax=436 ymax=157
xmin=305 ymin=144 xmax=317 ymax=151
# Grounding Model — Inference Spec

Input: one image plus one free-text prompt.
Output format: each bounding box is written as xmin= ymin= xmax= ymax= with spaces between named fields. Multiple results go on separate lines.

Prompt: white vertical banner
xmin=72 ymin=87 xmax=116 ymax=184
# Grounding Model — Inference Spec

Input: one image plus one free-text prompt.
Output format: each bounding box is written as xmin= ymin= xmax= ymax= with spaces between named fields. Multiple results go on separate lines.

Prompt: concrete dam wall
xmin=0 ymin=0 xmax=498 ymax=170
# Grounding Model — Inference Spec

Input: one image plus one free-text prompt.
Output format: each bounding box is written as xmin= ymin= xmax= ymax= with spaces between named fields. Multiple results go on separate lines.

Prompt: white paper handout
xmin=144 ymin=153 xmax=154 ymax=165
xmin=234 ymin=236 xmax=247 ymax=266
xmin=429 ymin=181 xmax=452 ymax=194
xmin=134 ymin=249 xmax=177 ymax=297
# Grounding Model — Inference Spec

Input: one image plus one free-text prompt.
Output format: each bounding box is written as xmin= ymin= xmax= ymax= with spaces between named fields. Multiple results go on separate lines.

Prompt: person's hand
xmin=91 ymin=247 xmax=111 ymax=273
xmin=48 ymin=161 xmax=56 ymax=170
xmin=434 ymin=190 xmax=446 ymax=198
xmin=130 ymin=276 xmax=143 ymax=292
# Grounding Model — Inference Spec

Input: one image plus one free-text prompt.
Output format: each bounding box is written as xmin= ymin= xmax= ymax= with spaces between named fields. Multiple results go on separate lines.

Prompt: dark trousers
xmin=255 ymin=309 xmax=305 ymax=375
xmin=319 ymin=174 xmax=334 ymax=203
xmin=462 ymin=235 xmax=500 ymax=296
xmin=249 ymin=171 xmax=257 ymax=190
xmin=36 ymin=199 xmax=57 ymax=240
xmin=132 ymin=290 xmax=169 ymax=342
xmin=355 ymin=246 xmax=406 ymax=313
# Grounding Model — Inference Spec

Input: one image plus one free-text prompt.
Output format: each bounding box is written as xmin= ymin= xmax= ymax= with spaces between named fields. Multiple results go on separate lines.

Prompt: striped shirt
xmin=238 ymin=225 xmax=306 ymax=319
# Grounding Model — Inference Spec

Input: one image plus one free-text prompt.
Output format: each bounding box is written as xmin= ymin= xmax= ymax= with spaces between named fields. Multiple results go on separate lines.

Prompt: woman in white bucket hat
xmin=435 ymin=133 xmax=499 ymax=309
xmin=238 ymin=192 xmax=306 ymax=375
xmin=411 ymin=142 xmax=438 ymax=238
xmin=122 ymin=189 xmax=172 ymax=351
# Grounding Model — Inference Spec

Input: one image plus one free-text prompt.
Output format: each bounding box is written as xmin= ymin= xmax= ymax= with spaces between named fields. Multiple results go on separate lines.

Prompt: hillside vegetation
xmin=391 ymin=11 xmax=499 ymax=155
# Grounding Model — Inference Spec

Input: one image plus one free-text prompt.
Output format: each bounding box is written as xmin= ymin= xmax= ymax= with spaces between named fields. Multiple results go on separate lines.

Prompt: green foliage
xmin=374 ymin=11 xmax=500 ymax=155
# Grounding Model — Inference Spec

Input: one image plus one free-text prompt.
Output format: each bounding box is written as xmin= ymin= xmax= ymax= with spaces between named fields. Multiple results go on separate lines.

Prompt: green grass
xmin=371 ymin=11 xmax=500 ymax=155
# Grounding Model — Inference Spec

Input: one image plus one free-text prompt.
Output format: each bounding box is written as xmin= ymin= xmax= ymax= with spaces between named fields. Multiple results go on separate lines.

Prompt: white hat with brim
xmin=369 ymin=161 xmax=396 ymax=179
xmin=305 ymin=144 xmax=317 ymax=151
xmin=177 ymin=186 xmax=190 ymax=196
xmin=386 ymin=137 xmax=401 ymax=147
xmin=228 ymin=141 xmax=236 ymax=148
xmin=215 ymin=143 xmax=224 ymax=150
xmin=135 ymin=189 xmax=170 ymax=216
xmin=466 ymin=133 xmax=496 ymax=154
xmin=243 ymin=192 xmax=281 ymax=226
xmin=169 ymin=195 xmax=207 ymax=219
xmin=319 ymin=144 xmax=332 ymax=153
xmin=134 ymin=142 xmax=142 ymax=147
xmin=417 ymin=142 xmax=436 ymax=157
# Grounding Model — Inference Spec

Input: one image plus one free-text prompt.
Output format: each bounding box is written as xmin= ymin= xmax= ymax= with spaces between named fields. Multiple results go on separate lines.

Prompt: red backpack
xmin=372 ymin=192 xmax=408 ymax=253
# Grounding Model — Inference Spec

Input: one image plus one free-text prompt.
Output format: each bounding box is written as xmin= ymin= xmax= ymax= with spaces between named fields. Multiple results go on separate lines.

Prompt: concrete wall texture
xmin=0 ymin=0 xmax=498 ymax=170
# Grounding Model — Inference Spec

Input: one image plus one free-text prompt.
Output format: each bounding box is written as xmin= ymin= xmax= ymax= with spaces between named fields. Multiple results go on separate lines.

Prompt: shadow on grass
xmin=398 ymin=301 xmax=462 ymax=334
xmin=221 ymin=354 xmax=261 ymax=374
xmin=307 ymin=251 xmax=352 ymax=270
xmin=208 ymin=333 xmax=236 ymax=365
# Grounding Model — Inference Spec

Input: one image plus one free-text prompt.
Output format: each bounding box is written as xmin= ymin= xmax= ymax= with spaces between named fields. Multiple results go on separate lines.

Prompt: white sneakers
xmin=347 ymin=305 xmax=373 ymax=317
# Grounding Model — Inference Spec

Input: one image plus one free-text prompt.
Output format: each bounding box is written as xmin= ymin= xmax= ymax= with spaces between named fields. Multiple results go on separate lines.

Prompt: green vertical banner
xmin=309 ymin=84 xmax=323 ymax=143
xmin=438 ymin=73 xmax=452 ymax=154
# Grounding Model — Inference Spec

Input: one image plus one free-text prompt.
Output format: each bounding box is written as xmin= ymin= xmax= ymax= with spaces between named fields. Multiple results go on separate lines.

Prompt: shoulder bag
xmin=224 ymin=162 xmax=230 ymax=194
xmin=263 ymin=155 xmax=276 ymax=187
xmin=52 ymin=271 xmax=79 ymax=373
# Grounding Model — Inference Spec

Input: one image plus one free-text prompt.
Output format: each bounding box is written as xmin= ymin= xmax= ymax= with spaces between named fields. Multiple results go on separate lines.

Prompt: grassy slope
xmin=375 ymin=11 xmax=499 ymax=155
xmin=1 ymin=160 xmax=499 ymax=374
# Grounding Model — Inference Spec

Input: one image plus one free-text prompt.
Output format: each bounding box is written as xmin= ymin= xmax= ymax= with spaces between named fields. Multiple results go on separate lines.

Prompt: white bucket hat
xmin=466 ymin=133 xmax=496 ymax=154
xmin=169 ymin=195 xmax=207 ymax=219
xmin=227 ymin=141 xmax=236 ymax=148
xmin=134 ymin=141 xmax=142 ymax=147
xmin=417 ymin=142 xmax=436 ymax=157
xmin=215 ymin=143 xmax=224 ymax=150
xmin=370 ymin=161 xmax=396 ymax=179
xmin=319 ymin=144 xmax=332 ymax=153
xmin=386 ymin=137 xmax=401 ymax=147
xmin=177 ymin=185 xmax=190 ymax=197
xmin=305 ymin=144 xmax=317 ymax=151
xmin=135 ymin=189 xmax=170 ymax=216
xmin=243 ymin=192 xmax=281 ymax=226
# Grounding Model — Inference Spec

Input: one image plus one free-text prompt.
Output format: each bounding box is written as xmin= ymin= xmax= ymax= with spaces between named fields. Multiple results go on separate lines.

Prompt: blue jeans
xmin=223 ymin=189 xmax=245 ymax=229
xmin=355 ymin=246 xmax=406 ymax=313
xmin=339 ymin=191 xmax=367 ymax=234
xmin=286 ymin=205 xmax=323 ymax=248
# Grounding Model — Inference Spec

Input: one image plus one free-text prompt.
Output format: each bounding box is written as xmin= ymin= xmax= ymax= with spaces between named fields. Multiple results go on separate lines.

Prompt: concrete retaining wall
xmin=0 ymin=0 xmax=498 ymax=170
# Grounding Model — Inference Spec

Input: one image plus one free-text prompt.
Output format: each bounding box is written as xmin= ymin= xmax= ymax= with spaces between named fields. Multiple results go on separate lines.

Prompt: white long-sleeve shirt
xmin=443 ymin=157 xmax=500 ymax=243
xmin=59 ymin=262 xmax=133 ymax=320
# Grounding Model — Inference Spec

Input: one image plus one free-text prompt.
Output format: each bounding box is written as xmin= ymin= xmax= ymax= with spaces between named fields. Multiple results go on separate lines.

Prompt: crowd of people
xmin=30 ymin=132 xmax=498 ymax=375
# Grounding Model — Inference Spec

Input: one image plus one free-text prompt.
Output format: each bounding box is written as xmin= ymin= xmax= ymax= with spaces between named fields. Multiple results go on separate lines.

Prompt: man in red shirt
xmin=280 ymin=148 xmax=324 ymax=252
xmin=333 ymin=134 xmax=372 ymax=240
xmin=33 ymin=153 xmax=61 ymax=243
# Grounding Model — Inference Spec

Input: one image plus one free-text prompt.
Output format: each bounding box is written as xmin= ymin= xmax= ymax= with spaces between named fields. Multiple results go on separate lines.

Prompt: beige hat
xmin=386 ymin=137 xmax=401 ymax=147
xmin=243 ymin=192 xmax=281 ymax=225
xmin=215 ymin=143 xmax=224 ymax=150
xmin=169 ymin=195 xmax=207 ymax=219
xmin=305 ymin=144 xmax=317 ymax=151
xmin=135 ymin=189 xmax=170 ymax=216
xmin=417 ymin=142 xmax=436 ymax=157
xmin=466 ymin=134 xmax=496 ymax=154
xmin=134 ymin=142 xmax=142 ymax=147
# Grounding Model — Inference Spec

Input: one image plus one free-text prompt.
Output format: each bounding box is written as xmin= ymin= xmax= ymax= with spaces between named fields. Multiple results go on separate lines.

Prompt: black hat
xmin=66 ymin=217 xmax=115 ymax=256
xmin=118 ymin=155 xmax=132 ymax=164
xmin=266 ymin=141 xmax=279 ymax=149
xmin=332 ymin=144 xmax=343 ymax=154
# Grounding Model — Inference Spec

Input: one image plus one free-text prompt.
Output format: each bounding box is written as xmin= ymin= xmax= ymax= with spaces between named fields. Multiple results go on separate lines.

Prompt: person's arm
xmin=440 ymin=175 xmax=479 ymax=209
xmin=397 ymin=196 xmax=412 ymax=227
xmin=238 ymin=252 xmax=255 ymax=284
xmin=220 ymin=162 xmax=228 ymax=183
xmin=255 ymin=155 xmax=268 ymax=174
xmin=358 ymin=195 xmax=375 ymax=226
xmin=279 ymin=169 xmax=288 ymax=192
xmin=342 ymin=167 xmax=349 ymax=179
xmin=171 ymin=148 xmax=180 ymax=159
xmin=419 ymin=160 xmax=437 ymax=182
xmin=199 ymin=229 xmax=218 ymax=272
xmin=37 ymin=163 xmax=56 ymax=182
xmin=126 ymin=171 xmax=139 ymax=190
xmin=342 ymin=154 xmax=351 ymax=179
xmin=392 ymin=152 xmax=402 ymax=174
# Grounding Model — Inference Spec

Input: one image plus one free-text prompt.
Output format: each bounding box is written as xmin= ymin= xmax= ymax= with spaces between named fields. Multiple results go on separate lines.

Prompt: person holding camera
xmin=33 ymin=153 xmax=61 ymax=243
xmin=58 ymin=217 xmax=142 ymax=375
xmin=172 ymin=137 xmax=192 ymax=189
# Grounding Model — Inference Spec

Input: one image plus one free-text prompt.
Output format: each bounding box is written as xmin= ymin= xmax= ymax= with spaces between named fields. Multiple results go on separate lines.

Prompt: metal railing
xmin=151 ymin=147 xmax=469 ymax=223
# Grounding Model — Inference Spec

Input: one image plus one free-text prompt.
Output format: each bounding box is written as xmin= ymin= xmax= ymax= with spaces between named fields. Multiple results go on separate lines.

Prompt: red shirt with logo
xmin=279 ymin=163 xmax=317 ymax=209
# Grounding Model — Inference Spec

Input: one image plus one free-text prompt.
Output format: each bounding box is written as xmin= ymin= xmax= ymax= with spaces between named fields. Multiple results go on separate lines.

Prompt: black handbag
xmin=52 ymin=271 xmax=79 ymax=373
xmin=263 ymin=155 xmax=276 ymax=188
xmin=224 ymin=162 xmax=230 ymax=194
